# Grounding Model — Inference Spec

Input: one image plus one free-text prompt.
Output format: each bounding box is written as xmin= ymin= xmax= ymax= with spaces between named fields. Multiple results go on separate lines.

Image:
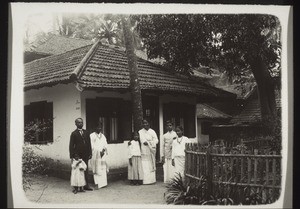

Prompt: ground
xmin=24 ymin=174 xmax=167 ymax=205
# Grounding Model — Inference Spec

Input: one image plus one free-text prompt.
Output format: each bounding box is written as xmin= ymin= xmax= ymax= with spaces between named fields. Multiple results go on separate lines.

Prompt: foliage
xmin=135 ymin=14 xmax=280 ymax=77
xmin=24 ymin=119 xmax=53 ymax=143
xmin=268 ymin=109 xmax=282 ymax=153
xmin=22 ymin=145 xmax=55 ymax=191
xmin=51 ymin=14 xmax=144 ymax=49
xmin=165 ymin=173 xmax=207 ymax=205
xmin=23 ymin=119 xmax=56 ymax=191
xmin=165 ymin=173 xmax=280 ymax=205
xmin=135 ymin=14 xmax=281 ymax=127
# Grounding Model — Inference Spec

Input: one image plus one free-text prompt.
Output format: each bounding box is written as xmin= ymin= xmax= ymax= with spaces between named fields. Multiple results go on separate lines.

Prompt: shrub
xmin=23 ymin=119 xmax=56 ymax=191
xmin=24 ymin=119 xmax=52 ymax=143
xmin=22 ymin=145 xmax=55 ymax=191
xmin=165 ymin=174 xmax=207 ymax=205
xmin=165 ymin=174 xmax=280 ymax=205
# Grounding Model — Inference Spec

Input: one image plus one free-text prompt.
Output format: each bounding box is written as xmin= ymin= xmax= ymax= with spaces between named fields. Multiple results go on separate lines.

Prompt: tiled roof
xmin=24 ymin=41 xmax=235 ymax=99
xmin=230 ymin=99 xmax=262 ymax=124
xmin=24 ymin=45 xmax=92 ymax=89
xmin=26 ymin=34 xmax=93 ymax=55
xmin=197 ymin=104 xmax=231 ymax=119
xmin=229 ymin=91 xmax=281 ymax=125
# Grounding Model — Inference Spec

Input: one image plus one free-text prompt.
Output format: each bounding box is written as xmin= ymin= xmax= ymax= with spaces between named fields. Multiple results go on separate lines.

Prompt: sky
xmin=24 ymin=13 xmax=55 ymax=42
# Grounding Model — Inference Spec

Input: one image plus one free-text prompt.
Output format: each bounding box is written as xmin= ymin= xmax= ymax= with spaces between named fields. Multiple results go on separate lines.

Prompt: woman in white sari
xmin=138 ymin=119 xmax=158 ymax=184
xmin=90 ymin=126 xmax=108 ymax=189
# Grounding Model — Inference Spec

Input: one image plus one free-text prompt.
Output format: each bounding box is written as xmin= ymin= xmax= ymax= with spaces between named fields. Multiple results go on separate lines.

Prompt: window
xmin=163 ymin=102 xmax=196 ymax=138
xmin=201 ymin=121 xmax=211 ymax=135
xmin=24 ymin=101 xmax=53 ymax=144
xmin=86 ymin=98 xmax=132 ymax=143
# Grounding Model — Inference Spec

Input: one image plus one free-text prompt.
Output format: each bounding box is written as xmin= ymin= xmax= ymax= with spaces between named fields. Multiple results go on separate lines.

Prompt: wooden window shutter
xmin=118 ymin=100 xmax=132 ymax=141
xmin=185 ymin=104 xmax=196 ymax=138
xmin=24 ymin=105 xmax=31 ymax=124
xmin=44 ymin=102 xmax=53 ymax=142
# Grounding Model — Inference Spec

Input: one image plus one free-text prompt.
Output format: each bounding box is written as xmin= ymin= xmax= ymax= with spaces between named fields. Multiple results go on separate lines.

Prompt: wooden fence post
xmin=206 ymin=145 xmax=213 ymax=198
xmin=184 ymin=143 xmax=189 ymax=180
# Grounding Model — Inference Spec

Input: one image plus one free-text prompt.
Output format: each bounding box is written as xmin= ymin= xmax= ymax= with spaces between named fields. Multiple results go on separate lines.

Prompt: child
xmin=171 ymin=126 xmax=190 ymax=179
xmin=70 ymin=154 xmax=87 ymax=194
xmin=128 ymin=131 xmax=143 ymax=185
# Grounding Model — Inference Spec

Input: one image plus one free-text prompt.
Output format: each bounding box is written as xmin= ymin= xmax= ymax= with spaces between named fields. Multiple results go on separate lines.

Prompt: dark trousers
xmin=82 ymin=157 xmax=89 ymax=187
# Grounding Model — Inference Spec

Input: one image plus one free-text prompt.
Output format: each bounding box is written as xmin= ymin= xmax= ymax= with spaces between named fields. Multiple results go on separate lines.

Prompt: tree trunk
xmin=249 ymin=56 xmax=276 ymax=131
xmin=121 ymin=16 xmax=143 ymax=131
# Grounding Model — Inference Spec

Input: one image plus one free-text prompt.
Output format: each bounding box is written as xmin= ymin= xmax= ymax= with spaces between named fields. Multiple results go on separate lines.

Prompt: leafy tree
xmin=53 ymin=13 xmax=144 ymax=49
xmin=135 ymin=14 xmax=281 ymax=131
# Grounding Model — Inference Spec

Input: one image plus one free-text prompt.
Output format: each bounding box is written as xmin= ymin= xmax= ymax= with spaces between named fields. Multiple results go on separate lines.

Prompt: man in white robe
xmin=139 ymin=119 xmax=158 ymax=184
xmin=90 ymin=126 xmax=108 ymax=189
xmin=160 ymin=121 xmax=177 ymax=183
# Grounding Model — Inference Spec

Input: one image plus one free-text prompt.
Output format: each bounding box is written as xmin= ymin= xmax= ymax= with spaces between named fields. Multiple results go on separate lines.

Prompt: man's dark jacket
xmin=69 ymin=129 xmax=92 ymax=159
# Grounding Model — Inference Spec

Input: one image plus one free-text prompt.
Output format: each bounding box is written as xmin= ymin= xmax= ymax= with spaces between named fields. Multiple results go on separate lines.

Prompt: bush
xmin=165 ymin=174 xmax=280 ymax=205
xmin=22 ymin=145 xmax=55 ymax=191
xmin=24 ymin=119 xmax=52 ymax=143
xmin=165 ymin=174 xmax=207 ymax=205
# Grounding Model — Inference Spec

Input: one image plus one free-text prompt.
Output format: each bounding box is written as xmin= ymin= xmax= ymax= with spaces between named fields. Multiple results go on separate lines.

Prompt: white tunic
xmin=128 ymin=140 xmax=141 ymax=158
xmin=160 ymin=130 xmax=177 ymax=159
xmin=160 ymin=130 xmax=177 ymax=183
xmin=171 ymin=136 xmax=190 ymax=159
xmin=139 ymin=128 xmax=158 ymax=184
xmin=172 ymin=136 xmax=190 ymax=178
xmin=90 ymin=132 xmax=108 ymax=188
xmin=70 ymin=159 xmax=87 ymax=187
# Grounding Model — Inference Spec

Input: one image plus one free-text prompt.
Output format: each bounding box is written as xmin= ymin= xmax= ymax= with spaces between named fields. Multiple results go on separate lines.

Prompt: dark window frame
xmin=86 ymin=97 xmax=132 ymax=144
xmin=24 ymin=101 xmax=53 ymax=144
xmin=163 ymin=102 xmax=196 ymax=138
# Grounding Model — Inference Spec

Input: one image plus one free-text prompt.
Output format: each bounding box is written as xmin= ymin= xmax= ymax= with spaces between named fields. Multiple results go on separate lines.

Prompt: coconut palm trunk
xmin=121 ymin=16 xmax=143 ymax=131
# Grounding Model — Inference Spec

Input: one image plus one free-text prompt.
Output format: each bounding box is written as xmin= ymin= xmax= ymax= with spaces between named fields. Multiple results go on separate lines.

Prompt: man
xmin=69 ymin=118 xmax=93 ymax=191
xmin=139 ymin=119 xmax=158 ymax=184
xmin=90 ymin=125 xmax=108 ymax=189
xmin=160 ymin=120 xmax=177 ymax=183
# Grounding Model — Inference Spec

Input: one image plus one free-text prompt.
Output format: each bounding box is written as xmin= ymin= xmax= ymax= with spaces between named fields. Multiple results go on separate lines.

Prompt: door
xmin=142 ymin=95 xmax=160 ymax=160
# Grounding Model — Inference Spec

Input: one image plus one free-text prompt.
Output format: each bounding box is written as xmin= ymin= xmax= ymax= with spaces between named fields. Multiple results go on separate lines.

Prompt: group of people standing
xmin=161 ymin=120 xmax=190 ymax=183
xmin=69 ymin=118 xmax=108 ymax=194
xmin=69 ymin=117 xmax=190 ymax=194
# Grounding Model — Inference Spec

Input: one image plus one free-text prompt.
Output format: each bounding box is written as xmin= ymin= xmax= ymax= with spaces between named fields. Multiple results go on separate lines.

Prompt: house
xmin=24 ymin=39 xmax=235 ymax=171
xmin=196 ymin=103 xmax=231 ymax=144
xmin=24 ymin=34 xmax=93 ymax=63
xmin=192 ymin=65 xmax=281 ymax=147
xmin=208 ymin=85 xmax=281 ymax=147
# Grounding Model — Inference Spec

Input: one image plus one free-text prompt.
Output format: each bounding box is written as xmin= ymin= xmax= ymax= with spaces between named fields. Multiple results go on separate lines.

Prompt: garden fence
xmin=184 ymin=143 xmax=281 ymax=203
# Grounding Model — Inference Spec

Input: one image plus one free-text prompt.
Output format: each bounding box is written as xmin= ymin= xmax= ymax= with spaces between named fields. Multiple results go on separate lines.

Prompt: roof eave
xmin=24 ymin=79 xmax=72 ymax=91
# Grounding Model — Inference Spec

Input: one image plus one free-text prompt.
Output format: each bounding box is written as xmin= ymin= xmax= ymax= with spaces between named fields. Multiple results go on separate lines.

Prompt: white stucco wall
xmin=24 ymin=87 xmax=200 ymax=169
xmin=24 ymin=83 xmax=81 ymax=165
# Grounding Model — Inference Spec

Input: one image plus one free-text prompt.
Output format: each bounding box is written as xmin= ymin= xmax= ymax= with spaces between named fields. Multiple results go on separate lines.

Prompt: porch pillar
xmin=158 ymin=96 xmax=164 ymax=137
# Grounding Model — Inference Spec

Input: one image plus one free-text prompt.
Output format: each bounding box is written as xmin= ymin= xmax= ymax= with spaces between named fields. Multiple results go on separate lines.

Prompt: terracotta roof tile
xmin=24 ymin=41 xmax=235 ymax=99
xmin=197 ymin=104 xmax=231 ymax=119
xmin=24 ymin=44 xmax=92 ymax=89
xmin=27 ymin=34 xmax=93 ymax=55
xmin=230 ymin=99 xmax=262 ymax=124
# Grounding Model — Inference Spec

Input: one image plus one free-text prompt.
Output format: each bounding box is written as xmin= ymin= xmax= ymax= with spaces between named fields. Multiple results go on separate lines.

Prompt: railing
xmin=185 ymin=143 xmax=281 ymax=203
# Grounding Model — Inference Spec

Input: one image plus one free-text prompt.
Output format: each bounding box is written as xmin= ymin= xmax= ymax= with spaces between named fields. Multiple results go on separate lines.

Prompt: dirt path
xmin=25 ymin=175 xmax=167 ymax=205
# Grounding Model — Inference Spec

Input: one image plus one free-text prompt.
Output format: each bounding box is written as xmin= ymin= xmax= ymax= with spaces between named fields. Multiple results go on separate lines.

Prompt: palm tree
xmin=121 ymin=15 xmax=143 ymax=131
